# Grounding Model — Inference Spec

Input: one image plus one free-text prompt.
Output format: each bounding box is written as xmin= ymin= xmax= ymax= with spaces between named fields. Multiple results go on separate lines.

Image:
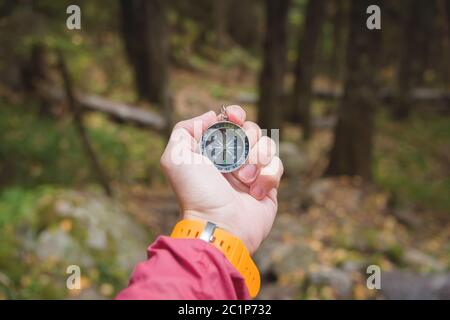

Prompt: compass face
xmin=200 ymin=121 xmax=250 ymax=173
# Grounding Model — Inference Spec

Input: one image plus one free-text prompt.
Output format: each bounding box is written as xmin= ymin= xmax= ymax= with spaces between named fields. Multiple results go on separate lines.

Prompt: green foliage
xmin=219 ymin=46 xmax=259 ymax=71
xmin=0 ymin=99 xmax=165 ymax=189
xmin=375 ymin=112 xmax=450 ymax=213
xmin=386 ymin=243 xmax=405 ymax=265
xmin=0 ymin=185 xmax=59 ymax=299
xmin=0 ymin=186 xmax=55 ymax=229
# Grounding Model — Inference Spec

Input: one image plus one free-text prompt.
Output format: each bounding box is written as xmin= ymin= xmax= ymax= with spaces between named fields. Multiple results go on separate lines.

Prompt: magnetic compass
xmin=200 ymin=106 xmax=250 ymax=173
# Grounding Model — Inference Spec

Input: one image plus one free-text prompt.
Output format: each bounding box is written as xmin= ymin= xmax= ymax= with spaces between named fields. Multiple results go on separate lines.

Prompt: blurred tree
xmin=21 ymin=43 xmax=55 ymax=117
xmin=258 ymin=0 xmax=291 ymax=134
xmin=436 ymin=0 xmax=449 ymax=87
xmin=413 ymin=2 xmax=437 ymax=88
xmin=392 ymin=0 xmax=422 ymax=120
xmin=22 ymin=44 xmax=48 ymax=92
xmin=213 ymin=0 xmax=230 ymax=49
xmin=329 ymin=0 xmax=349 ymax=81
xmin=227 ymin=0 xmax=263 ymax=53
xmin=57 ymin=51 xmax=113 ymax=197
xmin=292 ymin=0 xmax=327 ymax=140
xmin=325 ymin=0 xmax=382 ymax=180
xmin=119 ymin=0 xmax=169 ymax=109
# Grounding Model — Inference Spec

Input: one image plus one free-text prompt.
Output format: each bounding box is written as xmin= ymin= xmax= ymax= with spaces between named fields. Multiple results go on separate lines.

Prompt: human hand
xmin=160 ymin=106 xmax=283 ymax=254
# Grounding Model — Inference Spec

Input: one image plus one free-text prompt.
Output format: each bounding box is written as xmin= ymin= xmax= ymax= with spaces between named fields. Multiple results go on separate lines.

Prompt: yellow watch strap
xmin=170 ymin=219 xmax=260 ymax=298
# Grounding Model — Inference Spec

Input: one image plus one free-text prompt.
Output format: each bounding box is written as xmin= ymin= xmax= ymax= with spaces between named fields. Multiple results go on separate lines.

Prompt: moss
xmin=385 ymin=244 xmax=404 ymax=265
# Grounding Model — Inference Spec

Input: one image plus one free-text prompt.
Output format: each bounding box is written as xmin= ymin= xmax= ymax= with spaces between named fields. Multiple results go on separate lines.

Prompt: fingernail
xmin=239 ymin=164 xmax=257 ymax=182
xmin=251 ymin=185 xmax=264 ymax=199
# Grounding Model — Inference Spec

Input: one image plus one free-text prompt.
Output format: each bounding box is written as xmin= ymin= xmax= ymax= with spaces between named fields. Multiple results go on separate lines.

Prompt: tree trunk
xmin=392 ymin=0 xmax=421 ymax=120
xmin=330 ymin=0 xmax=349 ymax=80
xmin=57 ymin=51 xmax=113 ymax=197
xmin=325 ymin=0 xmax=382 ymax=181
xmin=228 ymin=0 xmax=263 ymax=53
xmin=437 ymin=0 xmax=449 ymax=87
xmin=292 ymin=0 xmax=327 ymax=140
xmin=119 ymin=0 xmax=168 ymax=108
xmin=258 ymin=0 xmax=291 ymax=136
xmin=214 ymin=0 xmax=229 ymax=49
xmin=21 ymin=43 xmax=54 ymax=117
xmin=38 ymin=83 xmax=167 ymax=131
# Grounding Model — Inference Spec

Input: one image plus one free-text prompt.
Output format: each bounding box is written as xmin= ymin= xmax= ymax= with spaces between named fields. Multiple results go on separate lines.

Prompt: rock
xmin=29 ymin=190 xmax=150 ymax=299
xmin=69 ymin=288 xmax=105 ymax=300
xmin=279 ymin=142 xmax=308 ymax=177
xmin=305 ymin=179 xmax=334 ymax=205
xmin=0 ymin=271 xmax=11 ymax=287
xmin=306 ymin=267 xmax=353 ymax=299
xmin=54 ymin=192 xmax=149 ymax=271
xmin=305 ymin=178 xmax=363 ymax=211
xmin=403 ymin=249 xmax=445 ymax=272
xmin=393 ymin=209 xmax=422 ymax=229
xmin=341 ymin=261 xmax=365 ymax=273
xmin=256 ymin=283 xmax=298 ymax=300
xmin=254 ymin=215 xmax=309 ymax=277
xmin=253 ymin=216 xmax=312 ymax=300
xmin=271 ymin=242 xmax=316 ymax=276
xmin=11 ymin=189 xmax=153 ymax=299
xmin=35 ymin=228 xmax=95 ymax=268
xmin=381 ymin=271 xmax=450 ymax=300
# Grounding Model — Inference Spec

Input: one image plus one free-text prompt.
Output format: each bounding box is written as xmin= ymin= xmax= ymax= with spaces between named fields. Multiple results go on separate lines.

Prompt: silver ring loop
xmin=218 ymin=105 xmax=228 ymax=121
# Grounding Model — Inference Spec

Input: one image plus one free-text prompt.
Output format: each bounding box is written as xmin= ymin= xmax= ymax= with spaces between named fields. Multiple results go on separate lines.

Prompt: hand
xmin=160 ymin=106 xmax=284 ymax=254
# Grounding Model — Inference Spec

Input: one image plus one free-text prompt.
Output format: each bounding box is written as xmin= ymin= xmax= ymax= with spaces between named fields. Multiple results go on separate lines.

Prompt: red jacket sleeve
xmin=116 ymin=236 xmax=250 ymax=300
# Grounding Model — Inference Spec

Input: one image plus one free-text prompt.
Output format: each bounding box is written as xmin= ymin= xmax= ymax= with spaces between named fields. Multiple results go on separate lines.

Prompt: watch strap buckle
xmin=199 ymin=221 xmax=217 ymax=243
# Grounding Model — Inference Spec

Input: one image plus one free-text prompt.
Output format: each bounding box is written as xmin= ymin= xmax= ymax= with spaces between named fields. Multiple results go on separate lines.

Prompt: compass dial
xmin=200 ymin=121 xmax=250 ymax=173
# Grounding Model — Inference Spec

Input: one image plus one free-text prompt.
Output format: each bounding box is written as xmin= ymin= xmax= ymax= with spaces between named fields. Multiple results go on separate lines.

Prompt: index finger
xmin=224 ymin=105 xmax=246 ymax=126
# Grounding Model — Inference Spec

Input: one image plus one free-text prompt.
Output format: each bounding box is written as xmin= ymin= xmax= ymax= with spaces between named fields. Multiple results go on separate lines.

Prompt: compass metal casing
xmin=200 ymin=121 xmax=250 ymax=173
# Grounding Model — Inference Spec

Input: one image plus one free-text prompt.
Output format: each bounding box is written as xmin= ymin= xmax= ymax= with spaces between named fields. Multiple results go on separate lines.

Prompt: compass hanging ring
xmin=218 ymin=105 xmax=229 ymax=121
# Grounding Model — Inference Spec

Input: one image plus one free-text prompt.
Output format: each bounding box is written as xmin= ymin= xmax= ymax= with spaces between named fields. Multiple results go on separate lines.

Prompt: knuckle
xmin=160 ymin=152 xmax=168 ymax=169
xmin=260 ymin=136 xmax=277 ymax=153
xmin=228 ymin=104 xmax=244 ymax=113
xmin=274 ymin=156 xmax=284 ymax=176
xmin=268 ymin=174 xmax=278 ymax=185
xmin=256 ymin=136 xmax=276 ymax=164
xmin=274 ymin=155 xmax=283 ymax=167
xmin=261 ymin=170 xmax=278 ymax=184
xmin=261 ymin=156 xmax=283 ymax=178
xmin=173 ymin=120 xmax=186 ymax=130
xmin=245 ymin=122 xmax=262 ymax=142
xmin=247 ymin=121 xmax=261 ymax=132
xmin=160 ymin=150 xmax=172 ymax=170
xmin=259 ymin=135 xmax=271 ymax=144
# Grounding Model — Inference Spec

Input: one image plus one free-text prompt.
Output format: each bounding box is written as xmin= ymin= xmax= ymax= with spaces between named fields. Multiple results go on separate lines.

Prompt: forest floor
xmin=0 ymin=64 xmax=449 ymax=299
